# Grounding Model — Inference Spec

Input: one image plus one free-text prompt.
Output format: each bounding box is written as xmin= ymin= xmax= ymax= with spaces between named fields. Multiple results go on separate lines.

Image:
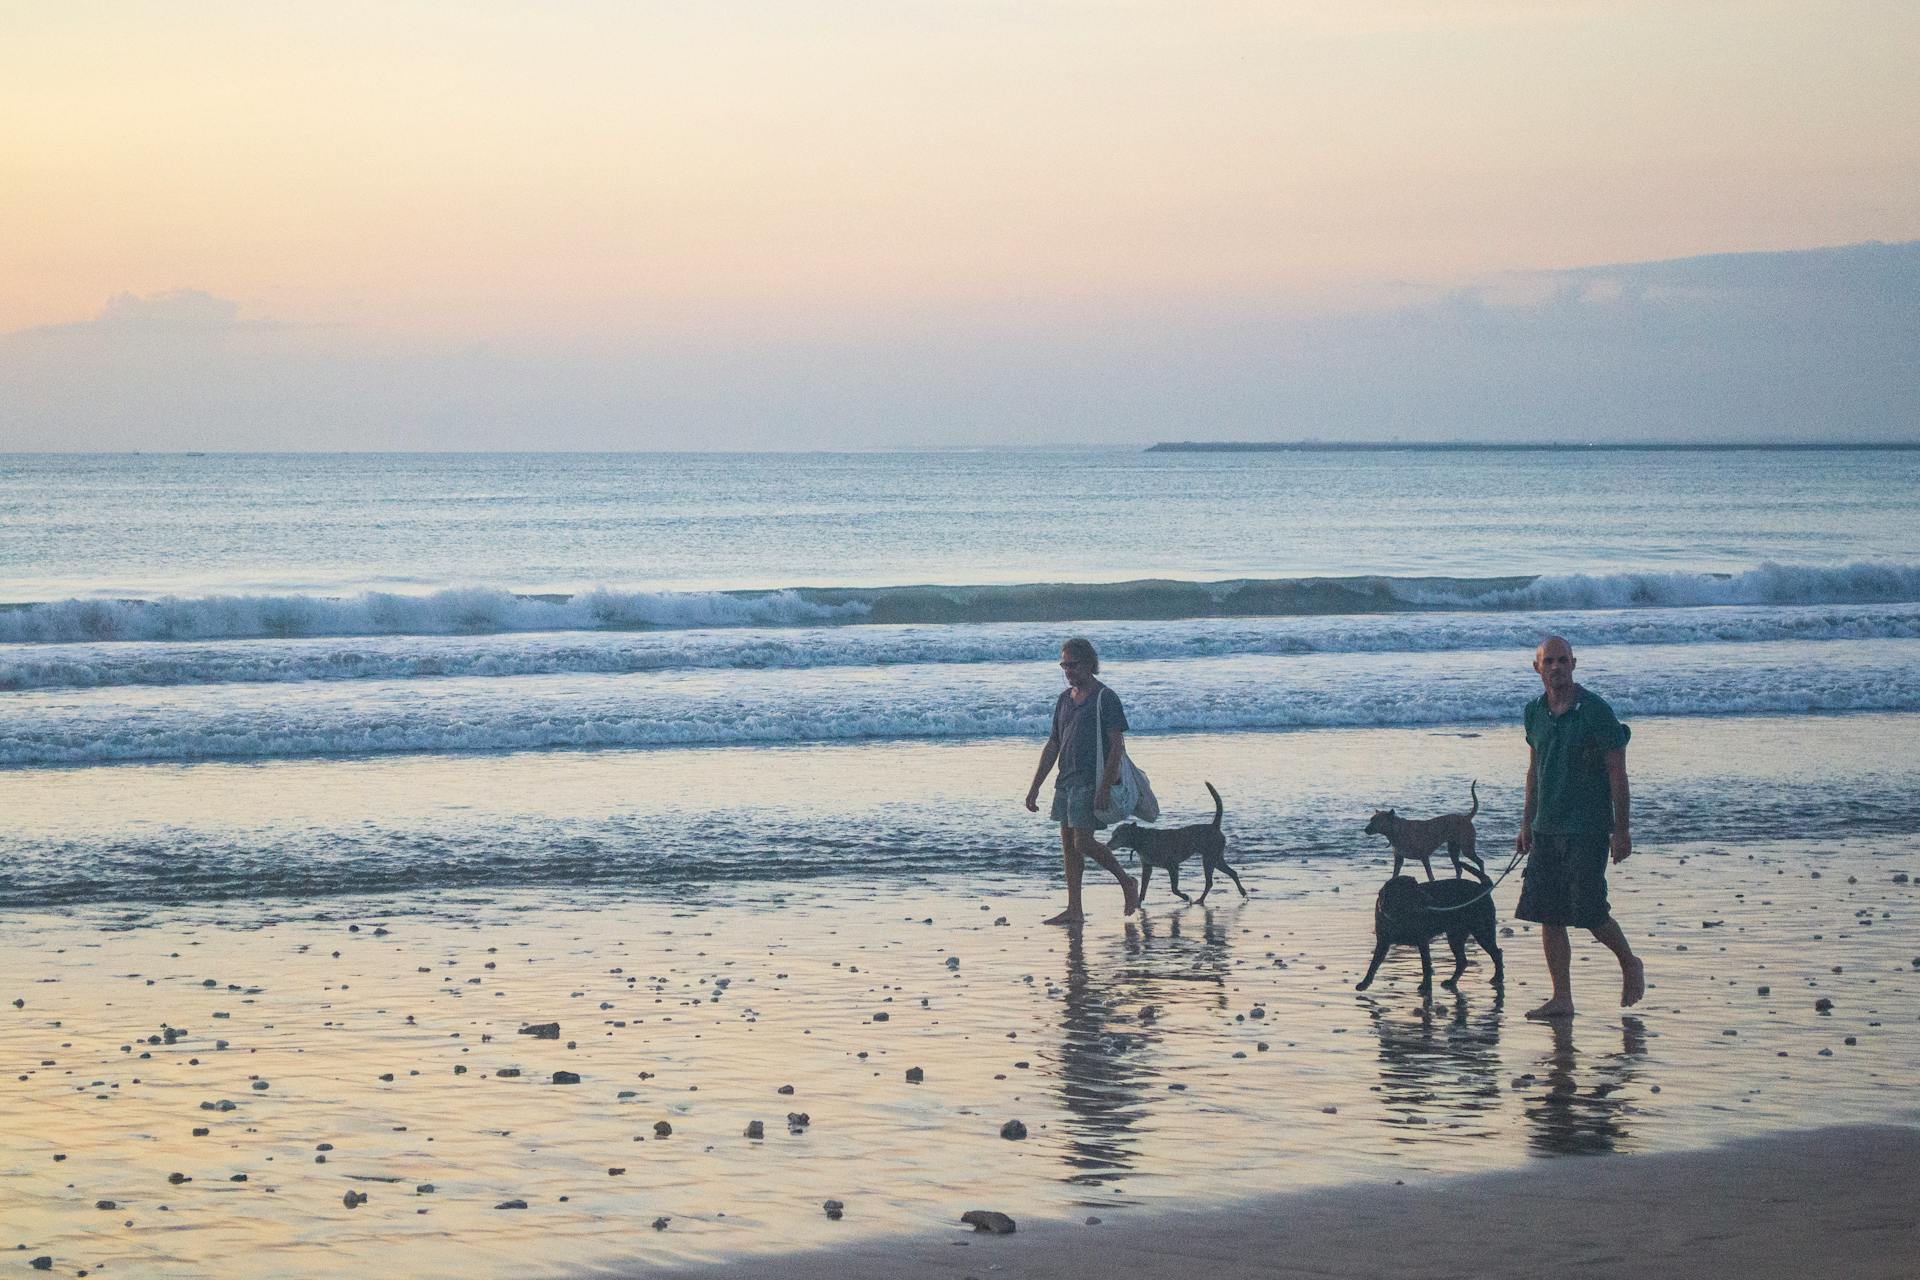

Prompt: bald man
xmin=1515 ymin=636 xmax=1645 ymax=1019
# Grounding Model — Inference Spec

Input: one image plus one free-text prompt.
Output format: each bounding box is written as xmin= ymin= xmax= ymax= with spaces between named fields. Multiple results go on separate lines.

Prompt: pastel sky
xmin=3 ymin=1 xmax=1917 ymax=448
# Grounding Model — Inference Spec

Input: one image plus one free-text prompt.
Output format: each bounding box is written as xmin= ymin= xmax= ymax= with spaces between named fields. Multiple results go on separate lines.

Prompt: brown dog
xmin=1364 ymin=781 xmax=1488 ymax=883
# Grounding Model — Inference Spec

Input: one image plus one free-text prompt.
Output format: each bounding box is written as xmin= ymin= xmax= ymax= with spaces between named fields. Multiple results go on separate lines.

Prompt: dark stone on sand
xmin=651 ymin=1217 xmax=670 ymax=1231
xmin=609 ymin=1167 xmax=626 ymax=1176
xmin=230 ymin=1174 xmax=248 ymax=1182
xmin=30 ymin=1258 xmax=52 ymax=1272
xmin=1086 ymin=1216 xmax=1102 ymax=1225
xmin=787 ymin=1112 xmax=811 ymax=1129
xmin=192 ymin=1127 xmax=209 ymax=1137
xmin=999 ymin=1120 xmax=1027 ymax=1140
xmin=744 ymin=1121 xmax=765 ymax=1139
xmin=96 ymin=1200 xmax=117 ymax=1210
xmin=379 ymin=1073 xmax=394 ymax=1082
xmin=168 ymin=1172 xmax=189 ymax=1185
xmin=962 ymin=1210 xmax=1017 ymax=1234
xmin=1758 ymin=986 xmax=1771 ymax=995
xmin=519 ymin=1023 xmax=561 ymax=1039
xmin=653 ymin=1121 xmax=672 ymax=1136
xmin=824 ymin=1199 xmax=845 ymax=1219
xmin=343 ymin=1190 xmax=368 ymax=1208
xmin=872 ymin=1011 xmax=889 ymax=1021
xmin=497 ymin=1068 xmax=521 ymax=1078
xmin=495 ymin=1199 xmax=527 ymax=1210
xmin=777 ymin=1084 xmax=795 ymax=1094
xmin=552 ymin=1071 xmax=581 ymax=1085
xmin=1815 ymin=997 xmax=1834 ymax=1012
xmin=905 ymin=1067 xmax=924 ymax=1083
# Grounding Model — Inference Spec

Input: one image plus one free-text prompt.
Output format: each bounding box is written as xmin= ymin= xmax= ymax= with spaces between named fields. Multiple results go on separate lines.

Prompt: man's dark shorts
xmin=1515 ymin=832 xmax=1612 ymax=929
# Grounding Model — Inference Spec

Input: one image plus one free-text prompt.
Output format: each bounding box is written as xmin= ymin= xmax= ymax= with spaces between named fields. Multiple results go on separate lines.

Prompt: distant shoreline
xmin=1147 ymin=440 xmax=1920 ymax=452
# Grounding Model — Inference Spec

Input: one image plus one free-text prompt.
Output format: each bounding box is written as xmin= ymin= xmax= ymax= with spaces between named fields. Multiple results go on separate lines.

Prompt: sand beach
xmin=5 ymin=825 xmax=1916 ymax=1278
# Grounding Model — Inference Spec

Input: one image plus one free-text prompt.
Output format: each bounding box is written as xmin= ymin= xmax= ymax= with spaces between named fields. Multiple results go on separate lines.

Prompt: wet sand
xmin=3 ymin=835 xmax=1917 ymax=1278
xmin=624 ymin=1124 xmax=1920 ymax=1280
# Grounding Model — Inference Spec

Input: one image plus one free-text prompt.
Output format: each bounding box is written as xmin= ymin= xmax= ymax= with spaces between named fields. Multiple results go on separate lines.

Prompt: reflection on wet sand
xmin=1046 ymin=906 xmax=1237 ymax=1202
xmin=1364 ymin=988 xmax=1506 ymax=1143
xmin=1523 ymin=1015 xmax=1648 ymax=1156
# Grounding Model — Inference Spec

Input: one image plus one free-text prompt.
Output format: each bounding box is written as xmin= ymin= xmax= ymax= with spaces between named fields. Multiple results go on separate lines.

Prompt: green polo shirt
xmin=1524 ymin=686 xmax=1630 ymax=835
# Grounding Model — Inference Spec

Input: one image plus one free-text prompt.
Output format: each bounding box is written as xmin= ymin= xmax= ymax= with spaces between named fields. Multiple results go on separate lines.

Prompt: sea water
xmin=2 ymin=447 xmax=1917 ymax=909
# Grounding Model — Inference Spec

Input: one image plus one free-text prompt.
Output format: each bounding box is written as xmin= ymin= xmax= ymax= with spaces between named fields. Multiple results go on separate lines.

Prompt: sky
xmin=2 ymin=1 xmax=1917 ymax=449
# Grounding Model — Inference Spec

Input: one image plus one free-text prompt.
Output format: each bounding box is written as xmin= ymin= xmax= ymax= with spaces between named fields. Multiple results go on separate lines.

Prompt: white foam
xmin=3 ymin=640 xmax=1913 ymax=767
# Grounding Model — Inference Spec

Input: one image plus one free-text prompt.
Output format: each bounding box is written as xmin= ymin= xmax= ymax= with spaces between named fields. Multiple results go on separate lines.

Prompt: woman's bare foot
xmin=1525 ymin=997 xmax=1576 ymax=1020
xmin=1043 ymin=909 xmax=1084 ymax=926
xmin=1621 ymin=956 xmax=1646 ymax=1007
xmin=1121 ymin=874 xmax=1140 ymax=915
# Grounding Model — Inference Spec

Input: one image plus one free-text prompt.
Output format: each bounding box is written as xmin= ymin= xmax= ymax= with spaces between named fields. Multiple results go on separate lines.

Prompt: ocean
xmin=3 ymin=446 xmax=1918 ymax=909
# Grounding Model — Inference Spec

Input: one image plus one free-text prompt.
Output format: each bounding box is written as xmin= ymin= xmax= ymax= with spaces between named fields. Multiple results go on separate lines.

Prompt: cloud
xmin=1 ymin=242 xmax=1915 ymax=450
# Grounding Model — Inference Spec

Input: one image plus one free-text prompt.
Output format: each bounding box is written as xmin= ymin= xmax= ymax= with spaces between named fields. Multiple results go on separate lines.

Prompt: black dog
xmin=1105 ymin=782 xmax=1247 ymax=906
xmin=1355 ymin=875 xmax=1503 ymax=994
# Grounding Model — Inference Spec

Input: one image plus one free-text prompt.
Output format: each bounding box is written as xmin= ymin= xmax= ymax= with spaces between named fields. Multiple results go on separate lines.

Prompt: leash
xmin=1375 ymin=844 xmax=1527 ymax=921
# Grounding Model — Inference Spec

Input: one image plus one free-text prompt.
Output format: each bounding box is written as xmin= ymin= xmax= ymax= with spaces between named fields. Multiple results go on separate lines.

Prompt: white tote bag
xmin=1092 ymin=685 xmax=1161 ymax=825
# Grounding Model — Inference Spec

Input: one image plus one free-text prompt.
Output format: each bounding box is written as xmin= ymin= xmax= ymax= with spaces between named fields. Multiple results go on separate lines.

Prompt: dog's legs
xmin=1447 ymin=840 xmax=1464 ymax=878
xmin=1213 ymin=854 xmax=1248 ymax=899
xmin=1471 ymin=923 xmax=1505 ymax=986
xmin=1138 ymin=862 xmax=1153 ymax=905
xmin=1459 ymin=833 xmax=1490 ymax=883
xmin=1166 ymin=865 xmax=1192 ymax=903
xmin=1391 ymin=850 xmax=1404 ymax=879
xmin=1441 ymin=931 xmax=1469 ymax=990
xmin=1416 ymin=942 xmax=1434 ymax=994
xmin=1355 ymin=938 xmax=1391 ymax=991
xmin=1195 ymin=860 xmax=1214 ymax=905
xmin=1419 ymin=854 xmax=1435 ymax=882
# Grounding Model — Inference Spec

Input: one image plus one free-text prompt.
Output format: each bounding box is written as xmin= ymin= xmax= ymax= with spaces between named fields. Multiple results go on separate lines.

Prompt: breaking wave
xmin=4 ymin=561 xmax=1917 ymax=645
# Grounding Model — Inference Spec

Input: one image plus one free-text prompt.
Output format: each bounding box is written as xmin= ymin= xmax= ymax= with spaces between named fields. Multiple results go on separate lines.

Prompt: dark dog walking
xmin=1364 ymin=781 xmax=1488 ymax=882
xmin=1104 ymin=782 xmax=1247 ymax=906
xmin=1356 ymin=874 xmax=1504 ymax=995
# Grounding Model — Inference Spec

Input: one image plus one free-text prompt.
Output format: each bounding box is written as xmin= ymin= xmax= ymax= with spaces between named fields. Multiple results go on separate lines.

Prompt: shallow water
xmin=3 ymin=834 xmax=1915 ymax=1279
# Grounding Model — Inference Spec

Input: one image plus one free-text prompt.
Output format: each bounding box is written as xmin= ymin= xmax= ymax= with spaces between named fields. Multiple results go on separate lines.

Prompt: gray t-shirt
xmin=1052 ymin=684 xmax=1128 ymax=789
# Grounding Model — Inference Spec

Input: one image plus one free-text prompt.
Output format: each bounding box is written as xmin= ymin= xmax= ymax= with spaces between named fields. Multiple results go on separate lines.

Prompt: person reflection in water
xmin=1524 ymin=1016 xmax=1648 ymax=1156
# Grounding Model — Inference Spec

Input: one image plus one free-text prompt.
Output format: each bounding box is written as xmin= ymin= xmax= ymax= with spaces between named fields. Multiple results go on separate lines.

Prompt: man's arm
xmin=1516 ymin=744 xmax=1537 ymax=854
xmin=1605 ymin=747 xmax=1631 ymax=863
xmin=1025 ymin=732 xmax=1061 ymax=812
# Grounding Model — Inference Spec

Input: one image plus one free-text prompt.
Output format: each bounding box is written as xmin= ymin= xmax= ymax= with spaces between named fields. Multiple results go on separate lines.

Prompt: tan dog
xmin=1364 ymin=781 xmax=1488 ymax=883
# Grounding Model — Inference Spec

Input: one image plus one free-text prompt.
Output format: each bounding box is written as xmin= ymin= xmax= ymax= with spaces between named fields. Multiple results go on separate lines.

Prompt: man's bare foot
xmin=1043 ymin=909 xmax=1084 ymax=926
xmin=1120 ymin=874 xmax=1140 ymax=916
xmin=1525 ymin=997 xmax=1576 ymax=1020
xmin=1621 ymin=956 xmax=1645 ymax=1007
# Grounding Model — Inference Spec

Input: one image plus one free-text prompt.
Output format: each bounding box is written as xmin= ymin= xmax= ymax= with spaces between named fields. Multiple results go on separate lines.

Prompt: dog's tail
xmin=1205 ymin=781 xmax=1223 ymax=829
xmin=1467 ymin=779 xmax=1478 ymax=819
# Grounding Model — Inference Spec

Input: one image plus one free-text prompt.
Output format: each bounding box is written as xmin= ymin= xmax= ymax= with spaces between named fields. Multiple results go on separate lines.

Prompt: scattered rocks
xmin=496 ymin=1068 xmax=521 ymax=1078
xmin=787 ymin=1112 xmax=811 ymax=1130
xmin=654 ymin=1121 xmax=673 ymax=1137
xmin=552 ymin=1071 xmax=581 ymax=1085
xmin=342 ymin=1190 xmax=368 ymax=1209
xmin=651 ymin=1217 xmax=671 ymax=1231
xmin=96 ymin=1200 xmax=118 ymax=1210
xmin=823 ymin=1199 xmax=845 ymax=1220
xmin=962 ymin=1210 xmax=1017 ymax=1235
xmin=495 ymin=1199 xmax=528 ymax=1210
xmin=29 ymin=1259 xmax=52 ymax=1272
xmin=999 ymin=1120 xmax=1027 ymax=1140
xmin=519 ymin=1023 xmax=561 ymax=1040
xmin=777 ymin=1084 xmax=795 ymax=1095
xmin=871 ymin=1011 xmax=889 ymax=1022
xmin=744 ymin=1121 xmax=765 ymax=1139
xmin=905 ymin=1067 xmax=924 ymax=1084
xmin=1815 ymin=998 xmax=1834 ymax=1013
